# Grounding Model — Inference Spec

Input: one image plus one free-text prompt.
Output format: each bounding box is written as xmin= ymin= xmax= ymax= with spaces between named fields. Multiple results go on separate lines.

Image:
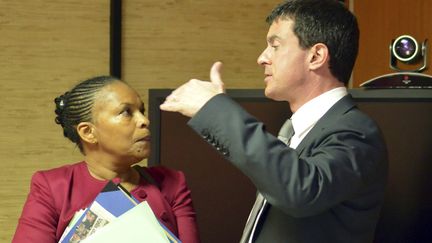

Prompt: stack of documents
xmin=59 ymin=181 xmax=180 ymax=243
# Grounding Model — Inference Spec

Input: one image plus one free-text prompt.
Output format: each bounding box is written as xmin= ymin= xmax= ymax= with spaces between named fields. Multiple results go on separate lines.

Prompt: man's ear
xmin=77 ymin=122 xmax=97 ymax=144
xmin=308 ymin=43 xmax=329 ymax=70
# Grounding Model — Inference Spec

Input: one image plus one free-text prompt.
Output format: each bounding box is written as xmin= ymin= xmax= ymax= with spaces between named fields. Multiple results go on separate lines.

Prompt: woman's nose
xmin=137 ymin=112 xmax=150 ymax=128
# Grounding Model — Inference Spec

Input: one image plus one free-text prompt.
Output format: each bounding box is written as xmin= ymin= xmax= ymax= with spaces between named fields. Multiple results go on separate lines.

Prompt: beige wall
xmin=122 ymin=0 xmax=281 ymax=108
xmin=0 ymin=0 xmax=109 ymax=241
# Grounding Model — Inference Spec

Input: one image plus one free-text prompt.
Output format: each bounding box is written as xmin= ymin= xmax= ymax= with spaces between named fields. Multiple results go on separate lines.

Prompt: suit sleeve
xmin=188 ymin=94 xmax=387 ymax=218
xmin=12 ymin=172 xmax=58 ymax=243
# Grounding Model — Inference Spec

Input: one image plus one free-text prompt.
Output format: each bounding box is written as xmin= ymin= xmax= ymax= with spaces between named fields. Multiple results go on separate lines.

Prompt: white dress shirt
xmin=289 ymin=87 xmax=348 ymax=149
xmin=247 ymin=87 xmax=348 ymax=243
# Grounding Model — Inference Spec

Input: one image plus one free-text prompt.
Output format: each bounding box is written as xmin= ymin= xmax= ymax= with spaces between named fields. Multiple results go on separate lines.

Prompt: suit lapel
xmin=294 ymin=94 xmax=357 ymax=155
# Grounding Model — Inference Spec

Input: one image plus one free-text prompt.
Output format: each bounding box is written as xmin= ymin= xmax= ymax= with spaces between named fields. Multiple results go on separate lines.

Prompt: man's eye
xmin=121 ymin=109 xmax=132 ymax=116
xmin=271 ymin=45 xmax=279 ymax=50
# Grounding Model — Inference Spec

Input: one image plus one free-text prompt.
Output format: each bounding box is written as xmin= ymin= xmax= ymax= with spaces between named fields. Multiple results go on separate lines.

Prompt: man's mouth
xmin=264 ymin=74 xmax=273 ymax=83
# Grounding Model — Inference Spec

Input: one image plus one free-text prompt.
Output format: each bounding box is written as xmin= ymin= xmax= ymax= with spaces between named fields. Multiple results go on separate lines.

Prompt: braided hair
xmin=54 ymin=76 xmax=119 ymax=153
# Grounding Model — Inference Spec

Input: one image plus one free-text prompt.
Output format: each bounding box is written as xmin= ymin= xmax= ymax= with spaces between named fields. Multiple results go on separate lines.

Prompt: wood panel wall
xmin=352 ymin=0 xmax=432 ymax=86
xmin=1 ymin=0 xmax=431 ymax=242
xmin=122 ymin=0 xmax=282 ymax=109
xmin=0 ymin=0 xmax=109 ymax=241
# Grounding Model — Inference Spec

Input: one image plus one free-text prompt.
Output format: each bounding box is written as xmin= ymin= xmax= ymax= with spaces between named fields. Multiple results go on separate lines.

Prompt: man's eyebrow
xmin=119 ymin=102 xmax=132 ymax=107
xmin=267 ymin=35 xmax=280 ymax=43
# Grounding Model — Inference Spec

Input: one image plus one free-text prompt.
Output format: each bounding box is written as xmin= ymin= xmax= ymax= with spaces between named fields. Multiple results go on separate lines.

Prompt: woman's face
xmin=90 ymin=81 xmax=151 ymax=164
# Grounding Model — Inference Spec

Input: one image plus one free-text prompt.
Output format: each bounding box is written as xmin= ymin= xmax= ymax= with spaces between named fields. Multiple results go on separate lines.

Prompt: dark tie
xmin=239 ymin=119 xmax=294 ymax=243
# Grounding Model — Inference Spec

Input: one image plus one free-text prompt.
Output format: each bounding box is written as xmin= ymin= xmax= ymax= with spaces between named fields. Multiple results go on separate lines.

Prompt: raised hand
xmin=160 ymin=61 xmax=225 ymax=117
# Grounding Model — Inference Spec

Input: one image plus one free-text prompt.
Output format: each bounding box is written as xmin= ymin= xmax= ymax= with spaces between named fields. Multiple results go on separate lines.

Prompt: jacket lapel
xmin=294 ymin=94 xmax=357 ymax=155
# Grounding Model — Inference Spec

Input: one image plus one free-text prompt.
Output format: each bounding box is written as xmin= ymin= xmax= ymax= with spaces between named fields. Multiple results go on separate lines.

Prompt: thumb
xmin=210 ymin=61 xmax=224 ymax=89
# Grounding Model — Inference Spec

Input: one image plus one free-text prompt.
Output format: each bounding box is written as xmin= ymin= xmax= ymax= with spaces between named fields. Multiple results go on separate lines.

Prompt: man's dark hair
xmin=266 ymin=0 xmax=359 ymax=85
xmin=54 ymin=75 xmax=119 ymax=153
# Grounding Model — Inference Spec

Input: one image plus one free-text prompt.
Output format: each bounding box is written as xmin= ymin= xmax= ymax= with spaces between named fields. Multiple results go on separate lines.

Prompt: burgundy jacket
xmin=13 ymin=162 xmax=200 ymax=243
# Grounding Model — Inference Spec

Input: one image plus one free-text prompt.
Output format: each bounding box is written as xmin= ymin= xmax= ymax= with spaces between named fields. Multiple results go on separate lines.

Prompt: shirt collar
xmin=291 ymin=87 xmax=348 ymax=139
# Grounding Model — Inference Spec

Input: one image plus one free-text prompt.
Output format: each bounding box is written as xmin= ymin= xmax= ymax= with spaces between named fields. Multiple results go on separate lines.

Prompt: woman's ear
xmin=308 ymin=43 xmax=329 ymax=70
xmin=77 ymin=122 xmax=97 ymax=144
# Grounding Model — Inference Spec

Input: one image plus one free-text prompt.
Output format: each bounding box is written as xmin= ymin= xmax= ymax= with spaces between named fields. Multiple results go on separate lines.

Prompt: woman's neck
xmin=85 ymin=156 xmax=140 ymax=192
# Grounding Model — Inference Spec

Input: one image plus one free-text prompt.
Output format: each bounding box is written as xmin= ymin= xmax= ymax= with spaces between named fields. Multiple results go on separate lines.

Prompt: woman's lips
xmin=136 ymin=135 xmax=151 ymax=143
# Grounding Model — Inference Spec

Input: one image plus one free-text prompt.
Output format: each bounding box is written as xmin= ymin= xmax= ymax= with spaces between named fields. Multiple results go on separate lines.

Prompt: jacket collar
xmin=294 ymin=94 xmax=356 ymax=154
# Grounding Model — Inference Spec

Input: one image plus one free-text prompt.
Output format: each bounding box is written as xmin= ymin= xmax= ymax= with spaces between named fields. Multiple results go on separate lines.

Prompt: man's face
xmin=257 ymin=19 xmax=310 ymax=102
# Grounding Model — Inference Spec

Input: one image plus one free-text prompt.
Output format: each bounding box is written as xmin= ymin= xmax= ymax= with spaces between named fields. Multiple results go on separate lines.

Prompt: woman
xmin=13 ymin=76 xmax=200 ymax=243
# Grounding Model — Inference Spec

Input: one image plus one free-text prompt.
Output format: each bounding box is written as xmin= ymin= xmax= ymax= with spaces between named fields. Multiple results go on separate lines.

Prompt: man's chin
xmin=264 ymin=88 xmax=279 ymax=101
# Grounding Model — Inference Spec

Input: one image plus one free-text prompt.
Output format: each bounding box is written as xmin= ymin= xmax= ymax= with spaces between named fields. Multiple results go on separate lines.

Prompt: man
xmin=160 ymin=0 xmax=388 ymax=242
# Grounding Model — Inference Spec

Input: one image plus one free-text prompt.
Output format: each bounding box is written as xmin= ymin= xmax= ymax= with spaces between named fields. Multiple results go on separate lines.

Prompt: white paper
xmin=81 ymin=201 xmax=169 ymax=243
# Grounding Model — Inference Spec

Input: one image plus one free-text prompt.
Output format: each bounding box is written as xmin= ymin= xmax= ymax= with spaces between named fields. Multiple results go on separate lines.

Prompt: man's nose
xmin=257 ymin=47 xmax=271 ymax=66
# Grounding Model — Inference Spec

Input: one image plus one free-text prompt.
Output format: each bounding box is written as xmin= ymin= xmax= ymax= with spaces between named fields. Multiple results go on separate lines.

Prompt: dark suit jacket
xmin=13 ymin=162 xmax=200 ymax=243
xmin=188 ymin=94 xmax=388 ymax=243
